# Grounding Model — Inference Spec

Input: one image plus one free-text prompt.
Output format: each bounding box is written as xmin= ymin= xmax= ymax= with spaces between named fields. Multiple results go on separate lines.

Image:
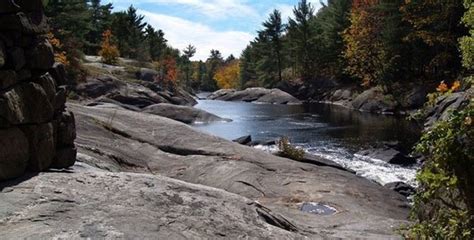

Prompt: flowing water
xmin=193 ymin=97 xmax=421 ymax=186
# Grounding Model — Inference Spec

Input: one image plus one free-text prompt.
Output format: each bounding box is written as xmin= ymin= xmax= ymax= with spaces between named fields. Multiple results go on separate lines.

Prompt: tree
xmin=45 ymin=0 xmax=91 ymax=82
xmin=317 ymin=0 xmax=352 ymax=79
xmin=460 ymin=0 xmax=474 ymax=70
xmin=111 ymin=5 xmax=147 ymax=59
xmin=182 ymin=44 xmax=197 ymax=88
xmin=261 ymin=9 xmax=285 ymax=85
xmin=400 ymin=0 xmax=466 ymax=82
xmin=215 ymin=60 xmax=240 ymax=89
xmin=86 ymin=0 xmax=113 ymax=55
xmin=145 ymin=25 xmax=167 ymax=61
xmin=287 ymin=0 xmax=317 ymax=82
xmin=202 ymin=50 xmax=224 ymax=91
xmin=99 ymin=30 xmax=120 ymax=65
xmin=239 ymin=45 xmax=257 ymax=88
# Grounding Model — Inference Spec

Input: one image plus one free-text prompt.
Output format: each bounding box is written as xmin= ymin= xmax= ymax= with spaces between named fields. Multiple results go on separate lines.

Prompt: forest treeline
xmin=45 ymin=0 xmax=237 ymax=91
xmin=45 ymin=0 xmax=471 ymax=93
xmin=241 ymin=0 xmax=470 ymax=92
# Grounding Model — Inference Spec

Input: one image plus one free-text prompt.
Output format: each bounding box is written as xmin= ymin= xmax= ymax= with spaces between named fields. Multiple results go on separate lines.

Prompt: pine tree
xmin=287 ymin=0 xmax=317 ymax=82
xmin=262 ymin=9 xmax=285 ymax=84
xmin=86 ymin=0 xmax=113 ymax=55
xmin=182 ymin=44 xmax=197 ymax=88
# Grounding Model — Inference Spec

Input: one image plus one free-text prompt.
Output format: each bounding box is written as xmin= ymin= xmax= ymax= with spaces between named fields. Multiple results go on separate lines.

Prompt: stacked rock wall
xmin=0 ymin=1 xmax=76 ymax=181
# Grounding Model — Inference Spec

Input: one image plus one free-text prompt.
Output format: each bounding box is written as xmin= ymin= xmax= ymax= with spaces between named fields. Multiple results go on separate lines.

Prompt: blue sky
xmin=104 ymin=0 xmax=324 ymax=60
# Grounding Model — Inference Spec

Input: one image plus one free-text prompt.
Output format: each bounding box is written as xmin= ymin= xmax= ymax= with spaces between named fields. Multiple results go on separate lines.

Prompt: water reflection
xmin=193 ymin=100 xmax=422 ymax=186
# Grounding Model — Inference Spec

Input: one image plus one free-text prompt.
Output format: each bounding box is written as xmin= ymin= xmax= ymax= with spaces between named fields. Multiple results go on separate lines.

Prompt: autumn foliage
xmin=343 ymin=0 xmax=382 ymax=87
xmin=47 ymin=32 xmax=69 ymax=65
xmin=154 ymin=56 xmax=178 ymax=88
xmin=215 ymin=60 xmax=240 ymax=89
xmin=99 ymin=30 xmax=120 ymax=65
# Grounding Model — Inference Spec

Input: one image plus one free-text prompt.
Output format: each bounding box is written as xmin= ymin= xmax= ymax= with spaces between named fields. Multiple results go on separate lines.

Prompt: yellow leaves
xmin=98 ymin=30 xmax=120 ymax=65
xmin=215 ymin=60 xmax=240 ymax=89
xmin=451 ymin=80 xmax=461 ymax=91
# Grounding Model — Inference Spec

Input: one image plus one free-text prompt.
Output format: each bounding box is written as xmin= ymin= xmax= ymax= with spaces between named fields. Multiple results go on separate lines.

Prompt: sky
xmin=103 ymin=0 xmax=324 ymax=61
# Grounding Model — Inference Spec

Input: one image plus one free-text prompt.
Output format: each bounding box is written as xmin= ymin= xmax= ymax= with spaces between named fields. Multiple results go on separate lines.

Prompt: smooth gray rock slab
xmin=0 ymin=168 xmax=303 ymax=239
xmin=142 ymin=103 xmax=231 ymax=124
xmin=69 ymin=103 xmax=411 ymax=239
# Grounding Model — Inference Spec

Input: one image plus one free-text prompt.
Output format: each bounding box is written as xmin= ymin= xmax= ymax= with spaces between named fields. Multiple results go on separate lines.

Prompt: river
xmin=193 ymin=98 xmax=421 ymax=186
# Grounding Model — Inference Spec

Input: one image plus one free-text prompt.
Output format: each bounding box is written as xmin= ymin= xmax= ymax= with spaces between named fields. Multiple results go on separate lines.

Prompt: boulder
xmin=0 ymin=40 xmax=5 ymax=68
xmin=0 ymin=127 xmax=29 ymax=181
xmin=49 ymin=62 xmax=67 ymax=86
xmin=51 ymin=147 xmax=77 ymax=169
xmin=0 ymin=12 xmax=49 ymax=34
xmin=0 ymin=70 xmax=17 ymax=90
xmin=7 ymin=47 xmax=25 ymax=71
xmin=0 ymin=0 xmax=44 ymax=14
xmin=56 ymin=111 xmax=76 ymax=148
xmin=142 ymin=103 xmax=231 ymax=124
xmin=351 ymin=88 xmax=398 ymax=113
xmin=401 ymin=86 xmax=428 ymax=109
xmin=136 ymin=68 xmax=159 ymax=82
xmin=385 ymin=182 xmax=416 ymax=198
xmin=356 ymin=146 xmax=417 ymax=166
xmin=54 ymin=86 xmax=67 ymax=112
xmin=76 ymin=75 xmax=124 ymax=98
xmin=208 ymin=88 xmax=302 ymax=105
xmin=27 ymin=38 xmax=55 ymax=70
xmin=34 ymin=73 xmax=56 ymax=103
xmin=20 ymin=123 xmax=55 ymax=171
xmin=233 ymin=135 xmax=252 ymax=145
xmin=255 ymin=89 xmax=302 ymax=105
xmin=424 ymin=90 xmax=472 ymax=128
xmin=0 ymin=82 xmax=53 ymax=125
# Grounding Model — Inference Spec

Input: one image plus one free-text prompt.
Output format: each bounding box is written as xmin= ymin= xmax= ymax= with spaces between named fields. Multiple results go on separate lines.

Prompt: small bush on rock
xmin=277 ymin=137 xmax=305 ymax=161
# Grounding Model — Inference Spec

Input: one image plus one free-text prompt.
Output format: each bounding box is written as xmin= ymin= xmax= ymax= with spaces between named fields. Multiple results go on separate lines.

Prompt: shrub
xmin=407 ymin=101 xmax=473 ymax=239
xmin=277 ymin=137 xmax=305 ymax=161
xmin=99 ymin=30 xmax=120 ymax=65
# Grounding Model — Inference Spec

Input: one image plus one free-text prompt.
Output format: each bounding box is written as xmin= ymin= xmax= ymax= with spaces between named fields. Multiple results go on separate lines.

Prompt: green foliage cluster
xmin=277 ymin=137 xmax=305 ymax=161
xmin=407 ymin=1 xmax=474 ymax=238
xmin=408 ymin=101 xmax=473 ymax=239
xmin=241 ymin=0 xmax=466 ymax=91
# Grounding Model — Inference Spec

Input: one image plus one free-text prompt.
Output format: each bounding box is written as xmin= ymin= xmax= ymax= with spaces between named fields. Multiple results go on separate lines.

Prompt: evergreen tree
xmin=145 ymin=25 xmax=167 ymax=61
xmin=86 ymin=0 xmax=113 ymax=55
xmin=261 ymin=9 xmax=285 ymax=84
xmin=182 ymin=44 xmax=197 ymax=88
xmin=287 ymin=0 xmax=317 ymax=82
xmin=239 ymin=45 xmax=257 ymax=88
xmin=203 ymin=50 xmax=224 ymax=91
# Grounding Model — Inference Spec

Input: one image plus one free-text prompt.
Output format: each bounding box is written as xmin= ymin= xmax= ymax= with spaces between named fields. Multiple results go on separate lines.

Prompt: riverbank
xmin=2 ymin=70 xmax=413 ymax=238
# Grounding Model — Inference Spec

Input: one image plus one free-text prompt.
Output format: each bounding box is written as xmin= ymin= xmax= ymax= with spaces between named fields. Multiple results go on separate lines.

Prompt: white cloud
xmin=110 ymin=0 xmax=258 ymax=19
xmin=270 ymin=1 xmax=324 ymax=23
xmin=141 ymin=10 xmax=254 ymax=60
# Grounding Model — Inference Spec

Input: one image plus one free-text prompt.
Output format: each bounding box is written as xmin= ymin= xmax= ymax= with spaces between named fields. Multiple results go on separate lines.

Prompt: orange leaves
xmin=154 ymin=56 xmax=178 ymax=88
xmin=47 ymin=32 xmax=69 ymax=65
xmin=436 ymin=81 xmax=449 ymax=93
xmin=436 ymin=80 xmax=462 ymax=93
xmin=99 ymin=30 xmax=120 ymax=65
xmin=215 ymin=60 xmax=240 ymax=89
